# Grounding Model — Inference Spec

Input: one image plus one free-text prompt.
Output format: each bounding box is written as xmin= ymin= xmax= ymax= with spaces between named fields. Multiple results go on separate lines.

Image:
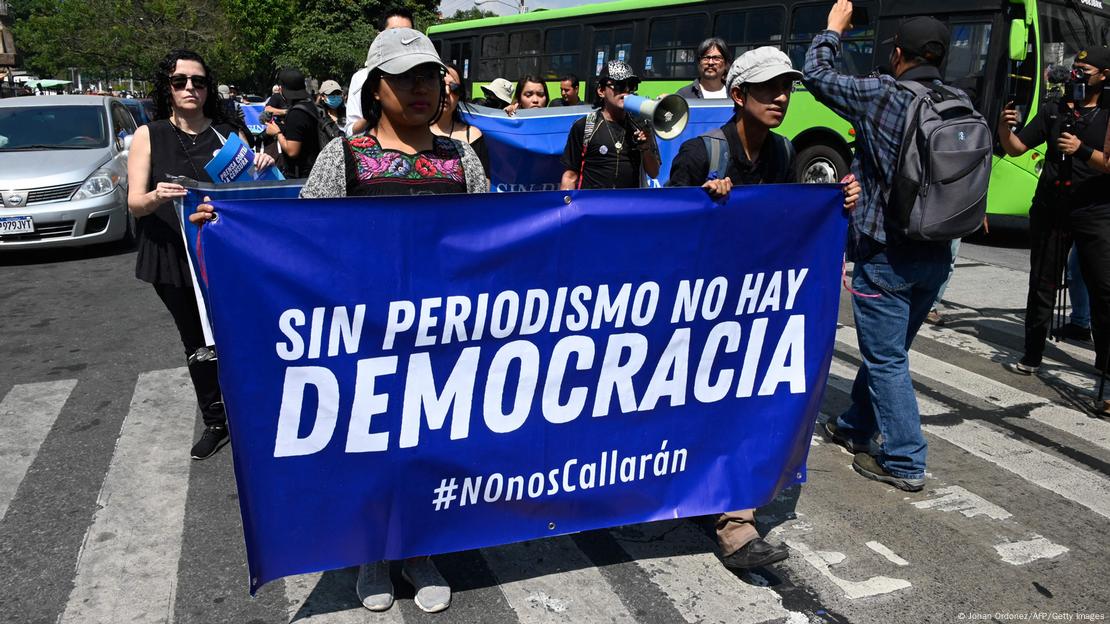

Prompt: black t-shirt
xmin=560 ymin=113 xmax=644 ymax=189
xmin=1017 ymin=100 xmax=1110 ymax=208
xmin=282 ymin=102 xmax=321 ymax=178
xmin=667 ymin=119 xmax=795 ymax=187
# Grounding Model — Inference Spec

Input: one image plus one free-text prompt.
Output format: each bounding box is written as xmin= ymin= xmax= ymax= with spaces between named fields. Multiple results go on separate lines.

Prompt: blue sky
xmin=438 ymin=0 xmax=594 ymax=18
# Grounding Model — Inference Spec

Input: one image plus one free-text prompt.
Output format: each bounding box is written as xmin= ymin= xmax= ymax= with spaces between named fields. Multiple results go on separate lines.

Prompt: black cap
xmin=884 ymin=17 xmax=950 ymax=64
xmin=277 ymin=68 xmax=309 ymax=101
xmin=1077 ymin=46 xmax=1110 ymax=71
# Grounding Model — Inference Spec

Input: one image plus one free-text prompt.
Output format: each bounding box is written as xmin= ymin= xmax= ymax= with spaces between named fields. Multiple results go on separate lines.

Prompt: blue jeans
xmin=1068 ymin=244 xmax=1091 ymax=329
xmin=933 ymin=239 xmax=961 ymax=307
xmin=836 ymin=243 xmax=952 ymax=479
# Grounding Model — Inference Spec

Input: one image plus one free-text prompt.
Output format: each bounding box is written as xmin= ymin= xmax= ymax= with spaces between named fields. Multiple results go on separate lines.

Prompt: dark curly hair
xmin=150 ymin=49 xmax=228 ymax=124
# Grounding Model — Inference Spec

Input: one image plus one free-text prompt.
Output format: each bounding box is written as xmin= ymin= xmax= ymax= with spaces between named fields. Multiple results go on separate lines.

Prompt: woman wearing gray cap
xmin=192 ymin=28 xmax=486 ymax=614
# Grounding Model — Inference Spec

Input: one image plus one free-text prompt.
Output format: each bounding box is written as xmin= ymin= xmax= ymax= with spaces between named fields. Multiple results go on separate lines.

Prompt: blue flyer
xmin=204 ymin=133 xmax=284 ymax=184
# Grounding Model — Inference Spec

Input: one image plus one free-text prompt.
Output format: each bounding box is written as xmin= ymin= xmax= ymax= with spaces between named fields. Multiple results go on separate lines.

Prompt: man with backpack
xmin=804 ymin=0 xmax=991 ymax=492
xmin=265 ymin=68 xmax=321 ymax=178
xmin=667 ymin=47 xmax=860 ymax=571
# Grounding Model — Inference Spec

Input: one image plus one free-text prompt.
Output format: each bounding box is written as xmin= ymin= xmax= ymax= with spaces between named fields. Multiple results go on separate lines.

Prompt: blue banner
xmin=194 ymin=184 xmax=846 ymax=594
xmin=242 ymin=103 xmax=266 ymax=135
xmin=462 ymin=102 xmax=734 ymax=191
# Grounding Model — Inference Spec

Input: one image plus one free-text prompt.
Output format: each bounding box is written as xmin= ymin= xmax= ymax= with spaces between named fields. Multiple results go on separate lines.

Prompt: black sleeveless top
xmin=135 ymin=119 xmax=238 ymax=286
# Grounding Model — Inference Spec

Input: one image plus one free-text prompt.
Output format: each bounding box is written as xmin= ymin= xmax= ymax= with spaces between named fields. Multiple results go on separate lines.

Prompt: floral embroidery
xmin=348 ymin=135 xmax=463 ymax=184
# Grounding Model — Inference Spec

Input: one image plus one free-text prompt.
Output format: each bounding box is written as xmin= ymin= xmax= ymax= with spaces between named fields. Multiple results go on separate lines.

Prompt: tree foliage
xmin=9 ymin=0 xmax=441 ymax=92
xmin=438 ymin=7 xmax=498 ymax=25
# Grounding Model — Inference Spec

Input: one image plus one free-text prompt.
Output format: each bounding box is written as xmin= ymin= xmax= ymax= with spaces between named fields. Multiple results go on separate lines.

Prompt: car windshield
xmin=0 ymin=105 xmax=109 ymax=151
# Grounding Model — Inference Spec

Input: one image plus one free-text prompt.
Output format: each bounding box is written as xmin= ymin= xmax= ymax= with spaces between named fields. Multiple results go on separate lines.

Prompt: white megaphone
xmin=622 ymin=93 xmax=690 ymax=140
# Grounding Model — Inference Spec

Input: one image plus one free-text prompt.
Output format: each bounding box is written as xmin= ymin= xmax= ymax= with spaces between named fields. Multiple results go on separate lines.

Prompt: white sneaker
xmin=402 ymin=557 xmax=451 ymax=613
xmin=356 ymin=561 xmax=394 ymax=611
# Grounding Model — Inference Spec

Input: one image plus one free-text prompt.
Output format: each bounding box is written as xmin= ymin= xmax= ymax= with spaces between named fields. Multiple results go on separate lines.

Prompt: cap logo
xmin=1079 ymin=50 xmax=1088 ymax=60
xmin=401 ymin=35 xmax=420 ymax=45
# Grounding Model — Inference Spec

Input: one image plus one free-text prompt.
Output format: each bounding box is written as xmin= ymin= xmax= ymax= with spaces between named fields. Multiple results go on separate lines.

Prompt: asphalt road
xmin=1 ymin=230 xmax=1108 ymax=624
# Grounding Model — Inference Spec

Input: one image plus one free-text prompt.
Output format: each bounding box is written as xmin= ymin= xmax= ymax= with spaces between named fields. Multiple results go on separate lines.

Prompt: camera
xmin=1046 ymin=64 xmax=1088 ymax=103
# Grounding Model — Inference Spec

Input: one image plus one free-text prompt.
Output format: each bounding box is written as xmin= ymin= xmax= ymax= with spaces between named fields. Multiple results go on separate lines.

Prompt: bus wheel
xmin=796 ymin=144 xmax=847 ymax=184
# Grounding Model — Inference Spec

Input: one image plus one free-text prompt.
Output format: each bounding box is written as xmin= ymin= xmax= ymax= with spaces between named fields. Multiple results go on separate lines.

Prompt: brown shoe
xmin=924 ymin=309 xmax=944 ymax=326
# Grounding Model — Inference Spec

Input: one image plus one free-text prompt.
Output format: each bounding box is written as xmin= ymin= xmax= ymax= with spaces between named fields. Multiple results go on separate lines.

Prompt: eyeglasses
xmin=606 ymin=80 xmax=640 ymax=94
xmin=169 ymin=74 xmax=207 ymax=90
xmin=700 ymin=54 xmax=726 ymax=63
xmin=383 ymin=67 xmax=444 ymax=91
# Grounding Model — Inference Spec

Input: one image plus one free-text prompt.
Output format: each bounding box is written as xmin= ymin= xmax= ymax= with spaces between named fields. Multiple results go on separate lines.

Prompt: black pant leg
xmin=152 ymin=283 xmax=226 ymax=428
xmin=1070 ymin=207 xmax=1110 ymax=374
xmin=1023 ymin=203 xmax=1070 ymax=365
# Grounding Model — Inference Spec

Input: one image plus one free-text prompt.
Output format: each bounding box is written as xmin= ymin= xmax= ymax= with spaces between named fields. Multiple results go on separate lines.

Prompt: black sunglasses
xmin=169 ymin=74 xmax=207 ymax=90
xmin=606 ymin=80 xmax=639 ymax=94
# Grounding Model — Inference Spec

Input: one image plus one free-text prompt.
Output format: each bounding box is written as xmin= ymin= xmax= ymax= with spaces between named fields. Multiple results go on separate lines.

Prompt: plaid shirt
xmin=803 ymin=30 xmax=945 ymax=252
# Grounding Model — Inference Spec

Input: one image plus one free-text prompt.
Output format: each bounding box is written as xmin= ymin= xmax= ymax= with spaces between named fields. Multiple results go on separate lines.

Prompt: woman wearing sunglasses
xmin=192 ymin=29 xmax=486 ymax=613
xmin=127 ymin=49 xmax=275 ymax=460
xmin=433 ymin=62 xmax=490 ymax=177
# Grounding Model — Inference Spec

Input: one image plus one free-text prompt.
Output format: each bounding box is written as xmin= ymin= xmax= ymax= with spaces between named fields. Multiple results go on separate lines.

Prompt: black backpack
xmin=291 ymin=101 xmax=344 ymax=149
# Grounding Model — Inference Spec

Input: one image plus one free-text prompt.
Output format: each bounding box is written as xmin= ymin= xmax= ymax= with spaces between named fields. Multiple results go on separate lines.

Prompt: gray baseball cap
xmin=365 ymin=28 xmax=445 ymax=74
xmin=726 ymin=46 xmax=802 ymax=91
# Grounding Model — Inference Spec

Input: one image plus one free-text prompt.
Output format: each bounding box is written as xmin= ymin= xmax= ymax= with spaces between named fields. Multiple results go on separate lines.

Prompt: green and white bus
xmin=429 ymin=0 xmax=1109 ymax=220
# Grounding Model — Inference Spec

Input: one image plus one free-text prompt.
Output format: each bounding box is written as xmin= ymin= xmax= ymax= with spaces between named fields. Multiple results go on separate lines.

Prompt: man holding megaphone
xmin=560 ymin=60 xmax=662 ymax=190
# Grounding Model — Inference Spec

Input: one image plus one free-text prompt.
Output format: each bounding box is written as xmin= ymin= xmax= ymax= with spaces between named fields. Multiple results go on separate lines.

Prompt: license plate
xmin=0 ymin=216 xmax=34 ymax=235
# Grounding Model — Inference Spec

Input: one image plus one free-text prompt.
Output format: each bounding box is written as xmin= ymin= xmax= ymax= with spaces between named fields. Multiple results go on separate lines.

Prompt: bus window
xmin=544 ymin=26 xmax=581 ymax=80
xmin=788 ymin=3 xmax=875 ymax=75
xmin=644 ymin=14 xmax=708 ymax=79
xmin=942 ymin=21 xmax=994 ymax=114
xmin=592 ymin=26 xmax=633 ymax=76
xmin=715 ymin=7 xmax=785 ymax=58
xmin=506 ymin=30 xmax=542 ymax=79
xmin=480 ymin=34 xmax=508 ymax=80
xmin=1040 ymin=3 xmax=1109 ymax=68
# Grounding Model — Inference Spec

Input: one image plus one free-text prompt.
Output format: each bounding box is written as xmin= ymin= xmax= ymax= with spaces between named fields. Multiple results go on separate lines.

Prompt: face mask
xmin=325 ymin=95 xmax=343 ymax=108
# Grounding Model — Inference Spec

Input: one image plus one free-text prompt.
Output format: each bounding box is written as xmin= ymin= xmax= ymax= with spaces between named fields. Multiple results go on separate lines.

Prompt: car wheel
xmin=795 ymin=144 xmax=848 ymax=184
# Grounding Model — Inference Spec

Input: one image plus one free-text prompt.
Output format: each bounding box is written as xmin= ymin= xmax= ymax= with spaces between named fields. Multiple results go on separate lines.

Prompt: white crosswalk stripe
xmin=611 ymin=521 xmax=806 ymax=624
xmin=481 ymin=536 xmax=638 ymax=623
xmin=0 ymin=379 xmax=76 ymax=521
xmin=58 ymin=368 xmax=196 ymax=624
xmin=835 ymin=326 xmax=1110 ymax=451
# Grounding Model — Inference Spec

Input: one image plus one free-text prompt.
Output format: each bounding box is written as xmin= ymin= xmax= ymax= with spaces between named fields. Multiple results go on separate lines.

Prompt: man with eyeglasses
xmin=676 ymin=38 xmax=733 ymax=100
xmin=559 ymin=60 xmax=660 ymax=190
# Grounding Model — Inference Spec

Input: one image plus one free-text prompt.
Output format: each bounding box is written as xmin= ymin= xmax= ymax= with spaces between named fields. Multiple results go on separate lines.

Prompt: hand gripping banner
xmin=193 ymin=185 xmax=847 ymax=593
